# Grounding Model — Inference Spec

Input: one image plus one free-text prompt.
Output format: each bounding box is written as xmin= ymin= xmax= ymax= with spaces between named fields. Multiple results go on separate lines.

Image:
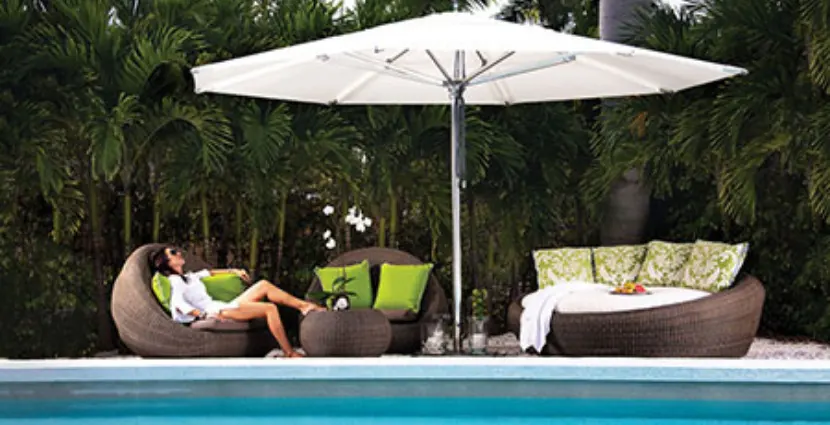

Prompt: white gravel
xmin=95 ymin=334 xmax=830 ymax=360
xmin=482 ymin=333 xmax=830 ymax=359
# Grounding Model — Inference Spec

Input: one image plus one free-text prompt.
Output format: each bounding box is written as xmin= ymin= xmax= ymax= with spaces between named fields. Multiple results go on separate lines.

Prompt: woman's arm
xmin=209 ymin=268 xmax=251 ymax=283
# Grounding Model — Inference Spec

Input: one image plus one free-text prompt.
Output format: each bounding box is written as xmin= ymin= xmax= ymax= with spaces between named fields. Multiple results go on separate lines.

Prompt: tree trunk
xmin=200 ymin=188 xmax=210 ymax=259
xmin=599 ymin=0 xmax=652 ymax=246
xmin=273 ymin=193 xmax=287 ymax=281
xmin=89 ymin=175 xmax=113 ymax=351
xmin=152 ymin=191 xmax=161 ymax=242
xmin=235 ymin=202 xmax=243 ymax=259
xmin=389 ymin=189 xmax=398 ymax=248
xmin=467 ymin=191 xmax=478 ymax=289
xmin=123 ymin=188 xmax=132 ymax=257
xmin=341 ymin=197 xmax=351 ymax=251
xmin=249 ymin=226 xmax=259 ymax=275
xmin=378 ymin=217 xmax=387 ymax=248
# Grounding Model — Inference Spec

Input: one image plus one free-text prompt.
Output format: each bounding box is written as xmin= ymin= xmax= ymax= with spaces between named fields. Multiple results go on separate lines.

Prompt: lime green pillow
xmin=680 ymin=240 xmax=749 ymax=292
xmin=637 ymin=240 xmax=694 ymax=287
xmin=315 ymin=260 xmax=373 ymax=309
xmin=203 ymin=274 xmax=246 ymax=302
xmin=592 ymin=245 xmax=648 ymax=285
xmin=532 ymin=247 xmax=593 ymax=288
xmin=373 ymin=263 xmax=433 ymax=312
xmin=152 ymin=273 xmax=172 ymax=312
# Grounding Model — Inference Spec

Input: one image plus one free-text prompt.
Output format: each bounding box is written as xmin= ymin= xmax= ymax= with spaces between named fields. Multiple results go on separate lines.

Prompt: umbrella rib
xmin=577 ymin=55 xmax=669 ymax=93
xmin=333 ymin=49 xmax=410 ymax=103
xmin=491 ymin=79 xmax=514 ymax=105
xmin=467 ymin=54 xmax=576 ymax=87
xmin=462 ymin=51 xmax=515 ymax=85
xmin=343 ymin=52 xmax=444 ymax=87
xmin=425 ymin=50 xmax=453 ymax=84
xmin=333 ymin=71 xmax=378 ymax=104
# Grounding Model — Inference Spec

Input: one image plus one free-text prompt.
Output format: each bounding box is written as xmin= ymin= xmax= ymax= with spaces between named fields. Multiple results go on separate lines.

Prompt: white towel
xmin=519 ymin=281 xmax=611 ymax=352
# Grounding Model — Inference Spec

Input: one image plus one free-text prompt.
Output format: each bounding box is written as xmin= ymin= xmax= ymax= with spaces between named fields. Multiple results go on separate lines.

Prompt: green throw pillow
xmin=592 ymin=245 xmax=647 ymax=285
xmin=315 ymin=260 xmax=374 ymax=309
xmin=203 ymin=274 xmax=246 ymax=302
xmin=152 ymin=273 xmax=172 ymax=312
xmin=680 ymin=240 xmax=749 ymax=292
xmin=637 ymin=240 xmax=693 ymax=287
xmin=532 ymin=247 xmax=593 ymax=288
xmin=373 ymin=263 xmax=433 ymax=312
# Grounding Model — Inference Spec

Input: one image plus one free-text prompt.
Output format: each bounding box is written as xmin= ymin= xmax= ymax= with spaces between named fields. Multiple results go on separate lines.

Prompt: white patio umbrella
xmin=191 ymin=9 xmax=747 ymax=353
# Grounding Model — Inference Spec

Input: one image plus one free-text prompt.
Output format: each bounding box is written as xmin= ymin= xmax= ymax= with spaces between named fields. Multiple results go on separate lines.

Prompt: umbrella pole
xmin=450 ymin=86 xmax=463 ymax=354
xmin=450 ymin=51 xmax=466 ymax=354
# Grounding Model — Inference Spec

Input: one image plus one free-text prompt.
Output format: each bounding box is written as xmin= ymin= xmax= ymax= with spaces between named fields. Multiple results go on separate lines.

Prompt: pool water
xmin=2 ymin=397 xmax=829 ymax=424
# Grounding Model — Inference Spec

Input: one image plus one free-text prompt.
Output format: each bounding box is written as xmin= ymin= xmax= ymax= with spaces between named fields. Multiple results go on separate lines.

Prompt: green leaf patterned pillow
xmin=680 ymin=240 xmax=749 ymax=292
xmin=532 ymin=248 xmax=593 ymax=288
xmin=637 ymin=241 xmax=694 ymax=287
xmin=592 ymin=245 xmax=647 ymax=285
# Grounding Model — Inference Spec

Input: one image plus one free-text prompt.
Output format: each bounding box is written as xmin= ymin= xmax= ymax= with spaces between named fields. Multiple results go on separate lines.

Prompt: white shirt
xmin=169 ymin=269 xmax=237 ymax=323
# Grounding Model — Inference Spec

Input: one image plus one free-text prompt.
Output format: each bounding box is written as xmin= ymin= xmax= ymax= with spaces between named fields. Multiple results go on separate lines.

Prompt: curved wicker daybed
xmin=506 ymin=274 xmax=765 ymax=357
xmin=304 ymin=247 xmax=449 ymax=354
xmin=111 ymin=243 xmax=277 ymax=357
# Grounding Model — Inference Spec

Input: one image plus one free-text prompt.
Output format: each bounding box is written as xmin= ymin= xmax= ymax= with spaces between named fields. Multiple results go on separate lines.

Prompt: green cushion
xmin=152 ymin=273 xmax=172 ymax=312
xmin=315 ymin=260 xmax=373 ymax=309
xmin=532 ymin=247 xmax=593 ymax=288
xmin=373 ymin=263 xmax=433 ymax=312
xmin=637 ymin=240 xmax=694 ymax=287
xmin=592 ymin=245 xmax=647 ymax=285
xmin=680 ymin=240 xmax=749 ymax=292
xmin=202 ymin=274 xmax=246 ymax=302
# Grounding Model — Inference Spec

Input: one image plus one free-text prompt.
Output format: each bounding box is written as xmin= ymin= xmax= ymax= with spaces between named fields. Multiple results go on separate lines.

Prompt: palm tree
xmin=595 ymin=0 xmax=653 ymax=246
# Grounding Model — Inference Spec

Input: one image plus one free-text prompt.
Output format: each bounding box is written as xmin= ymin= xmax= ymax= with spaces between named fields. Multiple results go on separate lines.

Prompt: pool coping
xmin=2 ymin=357 xmax=830 ymax=384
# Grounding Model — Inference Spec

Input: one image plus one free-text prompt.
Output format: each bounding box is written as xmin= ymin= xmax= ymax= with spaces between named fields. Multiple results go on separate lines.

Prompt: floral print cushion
xmin=680 ymin=240 xmax=749 ymax=292
xmin=637 ymin=240 xmax=694 ymax=287
xmin=532 ymin=248 xmax=593 ymax=288
xmin=592 ymin=245 xmax=647 ymax=285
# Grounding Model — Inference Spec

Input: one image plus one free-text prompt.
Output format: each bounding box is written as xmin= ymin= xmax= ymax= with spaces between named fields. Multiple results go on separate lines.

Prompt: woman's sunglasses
xmin=168 ymin=248 xmax=182 ymax=257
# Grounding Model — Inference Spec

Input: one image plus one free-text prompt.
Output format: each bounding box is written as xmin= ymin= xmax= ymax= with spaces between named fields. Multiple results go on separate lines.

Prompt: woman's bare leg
xmin=235 ymin=280 xmax=324 ymax=315
xmin=218 ymin=302 xmax=301 ymax=357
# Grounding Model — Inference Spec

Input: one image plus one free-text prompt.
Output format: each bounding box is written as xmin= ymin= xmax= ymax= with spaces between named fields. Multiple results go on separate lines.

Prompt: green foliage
xmin=583 ymin=0 xmax=830 ymax=340
xmin=471 ymin=288 xmax=488 ymax=319
xmin=7 ymin=0 xmax=830 ymax=358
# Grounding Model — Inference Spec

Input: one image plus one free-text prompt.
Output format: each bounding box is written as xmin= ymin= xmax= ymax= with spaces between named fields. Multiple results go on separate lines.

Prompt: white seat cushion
xmin=555 ymin=286 xmax=710 ymax=314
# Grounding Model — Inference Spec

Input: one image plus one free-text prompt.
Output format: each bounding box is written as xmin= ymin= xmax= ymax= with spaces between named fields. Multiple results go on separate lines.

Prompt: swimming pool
xmin=1 ymin=357 xmax=829 ymax=424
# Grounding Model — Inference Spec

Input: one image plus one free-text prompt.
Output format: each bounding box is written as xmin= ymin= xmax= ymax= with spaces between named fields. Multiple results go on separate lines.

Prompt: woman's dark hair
xmin=151 ymin=246 xmax=177 ymax=277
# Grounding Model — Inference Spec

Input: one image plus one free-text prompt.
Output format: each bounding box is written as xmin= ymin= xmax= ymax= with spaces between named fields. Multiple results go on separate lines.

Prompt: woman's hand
xmin=235 ymin=268 xmax=251 ymax=283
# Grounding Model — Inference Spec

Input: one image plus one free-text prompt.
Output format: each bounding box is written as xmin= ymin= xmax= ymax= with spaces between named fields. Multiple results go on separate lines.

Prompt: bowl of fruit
xmin=611 ymin=282 xmax=650 ymax=295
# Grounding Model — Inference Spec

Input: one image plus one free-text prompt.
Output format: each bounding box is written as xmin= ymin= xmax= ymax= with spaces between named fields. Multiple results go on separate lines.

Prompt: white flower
xmin=363 ymin=217 xmax=372 ymax=227
xmin=355 ymin=222 xmax=366 ymax=233
xmin=323 ymin=230 xmax=332 ymax=240
xmin=322 ymin=205 xmax=334 ymax=216
xmin=325 ymin=238 xmax=336 ymax=250
xmin=348 ymin=206 xmax=357 ymax=217
xmin=345 ymin=215 xmax=357 ymax=225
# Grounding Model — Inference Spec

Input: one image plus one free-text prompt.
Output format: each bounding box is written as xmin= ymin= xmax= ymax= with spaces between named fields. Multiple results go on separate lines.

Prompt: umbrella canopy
xmin=191 ymin=11 xmax=747 ymax=353
xmin=192 ymin=12 xmax=745 ymax=105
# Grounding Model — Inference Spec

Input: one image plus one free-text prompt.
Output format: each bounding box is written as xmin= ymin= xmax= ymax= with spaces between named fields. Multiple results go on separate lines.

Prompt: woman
xmin=152 ymin=246 xmax=324 ymax=358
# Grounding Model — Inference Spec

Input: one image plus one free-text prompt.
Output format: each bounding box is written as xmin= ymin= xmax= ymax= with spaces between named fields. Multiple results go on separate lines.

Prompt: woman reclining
xmin=152 ymin=246 xmax=324 ymax=358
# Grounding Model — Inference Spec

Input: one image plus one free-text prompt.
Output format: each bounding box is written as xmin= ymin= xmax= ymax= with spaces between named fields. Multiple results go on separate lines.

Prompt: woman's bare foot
xmin=300 ymin=302 xmax=325 ymax=316
xmin=285 ymin=350 xmax=304 ymax=358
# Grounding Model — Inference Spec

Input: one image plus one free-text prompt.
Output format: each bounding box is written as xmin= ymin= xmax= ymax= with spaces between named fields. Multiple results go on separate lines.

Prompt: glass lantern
xmin=420 ymin=313 xmax=451 ymax=355
xmin=468 ymin=316 xmax=488 ymax=355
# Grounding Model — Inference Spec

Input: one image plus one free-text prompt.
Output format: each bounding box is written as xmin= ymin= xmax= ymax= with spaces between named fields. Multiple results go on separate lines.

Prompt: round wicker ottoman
xmin=300 ymin=309 xmax=392 ymax=357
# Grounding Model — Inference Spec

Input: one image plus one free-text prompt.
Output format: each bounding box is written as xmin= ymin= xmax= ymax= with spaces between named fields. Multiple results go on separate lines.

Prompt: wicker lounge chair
xmin=111 ymin=244 xmax=277 ymax=357
xmin=506 ymin=274 xmax=765 ymax=357
xmin=304 ymin=247 xmax=449 ymax=354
